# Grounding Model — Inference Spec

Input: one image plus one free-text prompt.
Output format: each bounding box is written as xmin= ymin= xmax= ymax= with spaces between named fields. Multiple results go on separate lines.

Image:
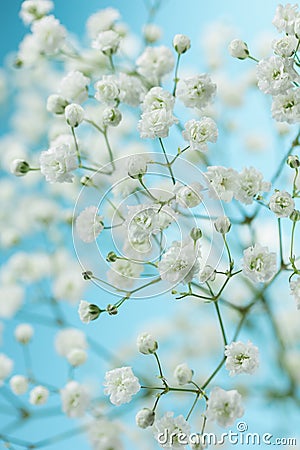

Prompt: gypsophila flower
xmin=235 ymin=167 xmax=271 ymax=205
xmin=75 ymin=206 xmax=104 ymax=243
xmin=104 ymin=366 xmax=140 ymax=406
xmin=225 ymin=340 xmax=259 ymax=376
xmin=153 ymin=411 xmax=191 ymax=449
xmin=272 ymin=3 xmax=299 ymax=34
xmin=174 ymin=363 xmax=193 ymax=385
xmin=206 ymin=166 xmax=239 ymax=202
xmin=214 ymin=216 xmax=231 ymax=234
xmin=176 ymin=74 xmax=216 ymax=109
xmin=61 ymin=381 xmax=90 ymax=417
xmin=228 ymin=39 xmax=249 ymax=59
xmin=199 ymin=265 xmax=216 ymax=283
xmin=78 ymin=300 xmax=101 ymax=323
xmin=242 ymin=243 xmax=277 ymax=283
xmin=127 ymin=154 xmax=148 ymax=179
xmin=94 ymin=75 xmax=119 ymax=105
xmin=143 ymin=24 xmax=162 ymax=43
xmin=92 ymin=30 xmax=120 ymax=55
xmin=0 ymin=354 xmax=13 ymax=385
xmin=65 ymin=103 xmax=84 ymax=127
xmin=88 ymin=418 xmax=123 ymax=450
xmin=10 ymin=159 xmax=30 ymax=177
xmin=136 ymin=408 xmax=155 ymax=428
xmin=67 ymin=348 xmax=87 ymax=366
xmin=272 ymin=35 xmax=298 ymax=57
xmin=256 ymin=56 xmax=297 ymax=96
xmin=55 ymin=328 xmax=87 ymax=357
xmin=206 ymin=387 xmax=244 ymax=427
xmin=117 ymin=72 xmax=146 ymax=106
xmin=46 ymin=94 xmax=68 ymax=115
xmin=271 ymin=88 xmax=300 ymax=123
xmin=173 ymin=34 xmax=191 ymax=54
xmin=174 ymin=182 xmax=203 ymax=208
xmin=10 ymin=375 xmax=28 ymax=395
xmin=138 ymin=108 xmax=178 ymax=139
xmin=269 ymin=190 xmax=295 ymax=217
xmin=40 ymin=144 xmax=78 ymax=183
xmin=136 ymin=332 xmax=158 ymax=354
xmin=182 ymin=118 xmax=218 ymax=152
xmin=29 ymin=385 xmax=49 ymax=405
xmin=137 ymin=46 xmax=175 ymax=85
xmin=31 ymin=15 xmax=66 ymax=54
xmin=59 ymin=71 xmax=90 ymax=104
xmin=107 ymin=259 xmax=143 ymax=290
xmin=102 ymin=107 xmax=122 ymax=127
xmin=0 ymin=285 xmax=24 ymax=319
xmin=86 ymin=8 xmax=120 ymax=39
xmin=20 ymin=0 xmax=53 ymax=25
xmin=290 ymin=276 xmax=300 ymax=309
xmin=14 ymin=323 xmax=34 ymax=344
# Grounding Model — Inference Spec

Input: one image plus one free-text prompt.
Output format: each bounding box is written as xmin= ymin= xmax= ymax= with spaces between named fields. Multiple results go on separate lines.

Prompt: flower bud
xmin=137 ymin=332 xmax=158 ymax=354
xmin=287 ymin=155 xmax=300 ymax=168
xmin=10 ymin=375 xmax=28 ymax=395
xmin=14 ymin=324 xmax=34 ymax=344
xmin=46 ymin=94 xmax=68 ymax=114
xmin=65 ymin=103 xmax=84 ymax=127
xmin=82 ymin=271 xmax=93 ymax=280
xmin=29 ymin=385 xmax=49 ymax=405
xmin=107 ymin=304 xmax=118 ymax=315
xmin=228 ymin=39 xmax=249 ymax=59
xmin=67 ymin=348 xmax=87 ymax=366
xmin=10 ymin=159 xmax=30 ymax=177
xmin=136 ymin=408 xmax=155 ymax=428
xmin=78 ymin=300 xmax=101 ymax=323
xmin=106 ymin=251 xmax=117 ymax=262
xmin=290 ymin=209 xmax=300 ymax=222
xmin=199 ymin=265 xmax=216 ymax=283
xmin=80 ymin=176 xmax=93 ymax=186
xmin=173 ymin=34 xmax=191 ymax=54
xmin=214 ymin=216 xmax=231 ymax=234
xmin=102 ymin=107 xmax=122 ymax=127
xmin=92 ymin=30 xmax=120 ymax=55
xmin=174 ymin=362 xmax=193 ymax=385
xmin=190 ymin=227 xmax=202 ymax=241
xmin=127 ymin=155 xmax=148 ymax=179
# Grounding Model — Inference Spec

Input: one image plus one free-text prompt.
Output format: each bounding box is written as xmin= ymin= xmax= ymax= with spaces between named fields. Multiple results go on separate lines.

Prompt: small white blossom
xmin=67 ymin=349 xmax=87 ymax=367
xmin=206 ymin=387 xmax=244 ymax=427
xmin=182 ymin=118 xmax=218 ymax=152
xmin=107 ymin=259 xmax=143 ymax=290
xmin=136 ymin=408 xmax=155 ymax=428
xmin=235 ymin=167 xmax=271 ymax=205
xmin=272 ymin=3 xmax=299 ymax=34
xmin=94 ymin=75 xmax=119 ymax=105
xmin=214 ymin=216 xmax=231 ymax=234
xmin=138 ymin=108 xmax=178 ymax=139
xmin=102 ymin=106 xmax=122 ymax=127
xmin=143 ymin=24 xmax=162 ymax=43
xmin=137 ymin=46 xmax=175 ymax=85
xmin=206 ymin=166 xmax=239 ymax=202
xmin=86 ymin=8 xmax=120 ymax=39
xmin=225 ymin=340 xmax=259 ymax=376
xmin=174 ymin=363 xmax=193 ymax=385
xmin=75 ymin=206 xmax=104 ymax=243
xmin=127 ymin=154 xmax=148 ymax=179
xmin=174 ymin=182 xmax=203 ymax=208
xmin=46 ymin=94 xmax=68 ymax=115
xmin=10 ymin=159 xmax=30 ymax=177
xmin=61 ymin=381 xmax=90 ymax=417
xmin=176 ymin=74 xmax=216 ymax=109
xmin=199 ymin=265 xmax=216 ymax=283
xmin=55 ymin=328 xmax=87 ymax=357
xmin=153 ymin=411 xmax=191 ymax=449
xmin=137 ymin=332 xmax=158 ymax=354
xmin=0 ymin=285 xmax=24 ymax=318
xmin=104 ymin=366 xmax=140 ymax=406
xmin=10 ymin=375 xmax=28 ymax=395
xmin=20 ymin=0 xmax=53 ymax=25
xmin=92 ymin=30 xmax=120 ymax=55
xmin=65 ymin=103 xmax=84 ymax=127
xmin=271 ymin=88 xmax=300 ymax=123
xmin=242 ymin=243 xmax=277 ymax=283
xmin=29 ymin=385 xmax=49 ymax=405
xmin=88 ymin=418 xmax=123 ymax=450
xmin=78 ymin=300 xmax=101 ymax=324
xmin=0 ymin=354 xmax=13 ymax=385
xmin=31 ymin=15 xmax=66 ymax=54
xmin=228 ymin=39 xmax=249 ymax=59
xmin=290 ymin=276 xmax=300 ymax=309
xmin=40 ymin=144 xmax=78 ymax=183
xmin=269 ymin=190 xmax=295 ymax=217
xmin=256 ymin=56 xmax=297 ymax=96
xmin=14 ymin=323 xmax=34 ymax=344
xmin=272 ymin=35 xmax=298 ymax=57
xmin=59 ymin=71 xmax=90 ymax=104
xmin=117 ymin=72 xmax=146 ymax=106
xmin=173 ymin=34 xmax=191 ymax=54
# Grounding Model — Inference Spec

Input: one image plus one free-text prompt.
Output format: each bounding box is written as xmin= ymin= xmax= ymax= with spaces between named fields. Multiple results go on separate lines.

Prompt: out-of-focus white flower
xmin=136 ymin=408 xmax=155 ymax=428
xmin=14 ymin=324 xmax=34 ymax=344
xmin=55 ymin=328 xmax=87 ymax=357
xmin=137 ymin=46 xmax=174 ymax=85
xmin=0 ymin=354 xmax=13 ymax=385
xmin=290 ymin=276 xmax=300 ymax=309
xmin=242 ymin=243 xmax=277 ymax=283
xmin=78 ymin=300 xmax=101 ymax=323
xmin=20 ymin=0 xmax=53 ymax=25
xmin=136 ymin=332 xmax=158 ymax=354
xmin=182 ymin=117 xmax=218 ymax=152
xmin=206 ymin=166 xmax=239 ymax=202
xmin=214 ymin=216 xmax=231 ymax=234
xmin=104 ymin=366 xmax=140 ymax=406
xmin=0 ymin=285 xmax=24 ymax=319
xmin=269 ymin=190 xmax=295 ymax=217
xmin=46 ymin=94 xmax=68 ymax=115
xmin=75 ymin=206 xmax=104 ymax=243
xmin=107 ymin=259 xmax=143 ymax=290
xmin=31 ymin=15 xmax=66 ymax=54
xmin=206 ymin=387 xmax=244 ymax=427
xmin=117 ymin=72 xmax=146 ymax=106
xmin=92 ymin=30 xmax=120 ymax=55
xmin=153 ymin=411 xmax=191 ymax=448
xmin=235 ymin=167 xmax=271 ymax=205
xmin=53 ymin=269 xmax=85 ymax=304
xmin=61 ymin=381 xmax=90 ymax=417
xmin=225 ymin=340 xmax=259 ymax=376
xmin=143 ymin=24 xmax=162 ymax=43
xmin=67 ymin=348 xmax=87 ymax=366
xmin=94 ymin=75 xmax=119 ymax=105
xmin=59 ymin=71 xmax=90 ymax=104
xmin=228 ymin=39 xmax=249 ymax=59
xmin=65 ymin=103 xmax=85 ymax=127
xmin=127 ymin=154 xmax=148 ymax=179
xmin=86 ymin=8 xmax=120 ymax=39
xmin=176 ymin=74 xmax=216 ymax=109
xmin=174 ymin=362 xmax=193 ymax=385
xmin=174 ymin=182 xmax=203 ymax=208
xmin=272 ymin=3 xmax=299 ymax=34
xmin=173 ymin=34 xmax=191 ymax=54
xmin=88 ymin=417 xmax=123 ymax=450
xmin=29 ymin=385 xmax=49 ymax=405
xmin=10 ymin=375 xmax=28 ymax=395
xmin=40 ymin=144 xmax=78 ymax=183
xmin=199 ymin=265 xmax=216 ymax=283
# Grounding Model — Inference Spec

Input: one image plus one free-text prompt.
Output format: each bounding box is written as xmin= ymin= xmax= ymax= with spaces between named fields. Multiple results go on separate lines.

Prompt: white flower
xmin=199 ymin=265 xmax=216 ymax=283
xmin=29 ymin=385 xmax=49 ymax=405
xmin=75 ymin=206 xmax=104 ymax=243
xmin=92 ymin=30 xmax=120 ymax=55
xmin=206 ymin=166 xmax=239 ymax=202
xmin=137 ymin=332 xmax=158 ymax=354
xmin=61 ymin=381 xmax=90 ymax=417
xmin=88 ymin=418 xmax=123 ymax=450
xmin=271 ymin=88 xmax=300 ymax=123
xmin=46 ymin=94 xmax=68 ymax=115
xmin=14 ymin=323 xmax=34 ymax=344
xmin=173 ymin=34 xmax=191 ymax=54
xmin=0 ymin=354 xmax=13 ymax=385
xmin=290 ymin=276 xmax=300 ymax=309
xmin=174 ymin=363 xmax=193 ymax=385
xmin=65 ymin=103 xmax=85 ymax=127
xmin=107 ymin=259 xmax=143 ymax=290
xmin=234 ymin=167 xmax=271 ymax=205
xmin=67 ymin=348 xmax=87 ymax=367
xmin=94 ymin=75 xmax=119 ymax=105
xmin=228 ymin=39 xmax=249 ymax=59
xmin=20 ymin=0 xmax=53 ymax=25
xmin=182 ymin=117 xmax=218 ymax=152
xmin=214 ymin=216 xmax=231 ymax=234
xmin=174 ymin=182 xmax=203 ymax=208
xmin=137 ymin=46 xmax=174 ymax=85
xmin=142 ymin=86 xmax=175 ymax=112
xmin=136 ymin=408 xmax=155 ymax=428
xmin=153 ymin=411 xmax=191 ymax=449
xmin=272 ymin=35 xmax=298 ymax=57
xmin=104 ymin=366 xmax=140 ymax=406
xmin=176 ymin=74 xmax=216 ymax=109
xmin=256 ymin=56 xmax=297 ymax=96
xmin=158 ymin=240 xmax=201 ymax=285
xmin=78 ymin=300 xmax=101 ymax=323
xmin=117 ymin=72 xmax=146 ymax=106
xmin=242 ymin=243 xmax=277 ymax=283
xmin=0 ymin=284 xmax=24 ymax=318
xmin=102 ymin=107 xmax=122 ymax=127
xmin=272 ymin=3 xmax=299 ymax=34
xmin=127 ymin=154 xmax=148 ymax=178
xmin=225 ymin=340 xmax=259 ymax=376
xmin=269 ymin=190 xmax=295 ymax=217
xmin=53 ymin=269 xmax=85 ymax=304
xmin=143 ymin=24 xmax=162 ymax=43
xmin=31 ymin=15 xmax=66 ymax=54
xmin=55 ymin=328 xmax=87 ymax=357
xmin=10 ymin=375 xmax=28 ymax=395
xmin=86 ymin=8 xmax=120 ymax=39
xmin=138 ymin=108 xmax=177 ymax=139
xmin=59 ymin=71 xmax=90 ymax=104
xmin=40 ymin=144 xmax=78 ymax=183
xmin=10 ymin=159 xmax=30 ymax=177
xmin=206 ymin=387 xmax=244 ymax=427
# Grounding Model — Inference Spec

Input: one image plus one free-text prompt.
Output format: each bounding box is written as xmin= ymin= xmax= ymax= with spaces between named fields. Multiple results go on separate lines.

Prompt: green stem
xmin=71 ymin=127 xmax=81 ymax=165
xmin=172 ymin=54 xmax=181 ymax=96
xmin=214 ymin=301 xmax=227 ymax=346
xmin=158 ymin=138 xmax=176 ymax=185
